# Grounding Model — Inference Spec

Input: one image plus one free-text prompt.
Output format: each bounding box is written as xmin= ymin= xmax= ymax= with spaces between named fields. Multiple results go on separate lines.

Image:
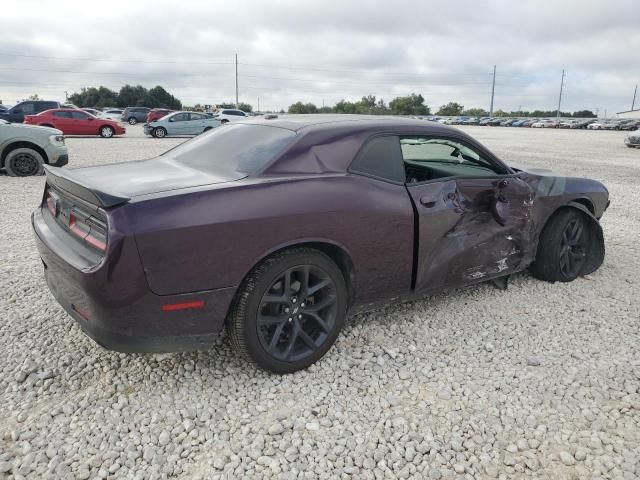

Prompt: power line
xmin=0 ymin=51 xmax=233 ymax=66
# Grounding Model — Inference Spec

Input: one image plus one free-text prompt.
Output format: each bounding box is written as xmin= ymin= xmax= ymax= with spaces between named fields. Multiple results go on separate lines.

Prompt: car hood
xmin=3 ymin=122 xmax=62 ymax=135
xmin=62 ymin=156 xmax=244 ymax=200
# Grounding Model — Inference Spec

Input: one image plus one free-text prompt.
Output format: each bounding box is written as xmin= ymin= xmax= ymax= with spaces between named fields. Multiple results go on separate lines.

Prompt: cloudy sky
xmin=1 ymin=0 xmax=639 ymax=115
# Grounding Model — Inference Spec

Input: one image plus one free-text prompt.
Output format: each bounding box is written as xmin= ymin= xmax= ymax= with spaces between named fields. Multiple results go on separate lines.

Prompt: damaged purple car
xmin=33 ymin=115 xmax=608 ymax=373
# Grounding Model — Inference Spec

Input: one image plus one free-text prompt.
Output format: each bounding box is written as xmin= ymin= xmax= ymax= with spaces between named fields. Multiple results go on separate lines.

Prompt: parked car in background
xmin=487 ymin=118 xmax=505 ymax=126
xmin=511 ymin=119 xmax=529 ymax=127
xmin=619 ymin=120 xmax=640 ymax=131
xmin=531 ymin=119 xmax=559 ymax=128
xmin=100 ymin=109 xmax=125 ymax=121
xmin=144 ymin=111 xmax=222 ymax=138
xmin=1 ymin=120 xmax=68 ymax=176
xmin=0 ymin=100 xmax=61 ymax=123
xmin=624 ymin=130 xmax=640 ymax=147
xmin=122 ymin=107 xmax=151 ymax=125
xmin=82 ymin=108 xmax=102 ymax=117
xmin=478 ymin=117 xmax=494 ymax=126
xmin=0 ymin=105 xmax=10 ymax=113
xmin=211 ymin=109 xmax=250 ymax=123
xmin=24 ymin=109 xmax=126 ymax=138
xmin=146 ymin=108 xmax=174 ymax=123
xmin=33 ymin=115 xmax=609 ymax=373
xmin=570 ymin=119 xmax=597 ymax=129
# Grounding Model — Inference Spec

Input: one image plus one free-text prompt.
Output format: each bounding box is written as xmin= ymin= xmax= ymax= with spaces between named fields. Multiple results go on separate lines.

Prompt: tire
xmin=203 ymin=127 xmax=212 ymax=132
xmin=531 ymin=209 xmax=594 ymax=282
xmin=100 ymin=126 xmax=114 ymax=138
xmin=128 ymin=117 xmax=137 ymax=125
xmin=4 ymin=148 xmax=45 ymax=177
xmin=228 ymin=247 xmax=348 ymax=374
xmin=153 ymin=127 xmax=167 ymax=138
xmin=220 ymin=119 xmax=229 ymax=124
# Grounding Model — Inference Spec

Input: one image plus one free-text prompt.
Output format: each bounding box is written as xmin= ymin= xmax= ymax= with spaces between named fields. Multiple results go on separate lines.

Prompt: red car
xmin=146 ymin=108 xmax=174 ymax=123
xmin=24 ymin=109 xmax=125 ymax=138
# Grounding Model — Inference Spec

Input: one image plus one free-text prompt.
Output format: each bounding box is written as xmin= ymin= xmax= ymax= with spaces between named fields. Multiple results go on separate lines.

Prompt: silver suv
xmin=0 ymin=120 xmax=68 ymax=176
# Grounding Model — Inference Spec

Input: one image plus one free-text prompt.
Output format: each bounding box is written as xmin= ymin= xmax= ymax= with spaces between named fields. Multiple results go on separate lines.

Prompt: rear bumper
xmin=32 ymin=208 xmax=236 ymax=353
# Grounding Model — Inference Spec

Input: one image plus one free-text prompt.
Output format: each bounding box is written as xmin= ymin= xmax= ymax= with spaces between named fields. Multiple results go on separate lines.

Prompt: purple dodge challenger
xmin=33 ymin=115 xmax=608 ymax=373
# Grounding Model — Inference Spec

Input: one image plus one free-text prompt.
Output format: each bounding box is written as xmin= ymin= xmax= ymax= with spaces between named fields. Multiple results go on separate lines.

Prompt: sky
xmin=1 ymin=0 xmax=639 ymax=115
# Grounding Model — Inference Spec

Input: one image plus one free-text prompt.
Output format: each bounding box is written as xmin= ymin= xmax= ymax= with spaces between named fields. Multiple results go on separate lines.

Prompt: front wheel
xmin=531 ymin=209 xmax=594 ymax=282
xmin=228 ymin=248 xmax=348 ymax=373
xmin=100 ymin=126 xmax=114 ymax=138
xmin=4 ymin=148 xmax=45 ymax=176
xmin=153 ymin=127 xmax=167 ymax=138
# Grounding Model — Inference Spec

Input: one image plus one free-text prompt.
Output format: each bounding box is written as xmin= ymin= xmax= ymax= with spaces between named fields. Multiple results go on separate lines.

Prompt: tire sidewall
xmin=239 ymin=250 xmax=347 ymax=373
xmin=4 ymin=148 xmax=45 ymax=176
xmin=153 ymin=127 xmax=167 ymax=138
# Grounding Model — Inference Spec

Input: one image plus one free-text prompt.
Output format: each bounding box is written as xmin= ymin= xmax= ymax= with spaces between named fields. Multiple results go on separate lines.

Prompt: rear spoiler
xmin=44 ymin=165 xmax=130 ymax=208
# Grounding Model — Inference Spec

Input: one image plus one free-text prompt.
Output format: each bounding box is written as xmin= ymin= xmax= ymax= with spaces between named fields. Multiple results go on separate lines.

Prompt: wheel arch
xmin=233 ymin=239 xmax=357 ymax=311
xmin=1 ymin=141 xmax=49 ymax=167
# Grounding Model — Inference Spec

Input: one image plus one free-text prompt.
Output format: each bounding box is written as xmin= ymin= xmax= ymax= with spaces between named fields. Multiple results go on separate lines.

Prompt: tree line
xmin=287 ymin=96 xmax=596 ymax=118
xmin=68 ymin=85 xmax=182 ymax=110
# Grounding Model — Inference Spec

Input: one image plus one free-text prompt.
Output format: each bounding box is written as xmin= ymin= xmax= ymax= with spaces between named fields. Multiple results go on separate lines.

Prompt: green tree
xmin=389 ymin=93 xmax=430 ymax=116
xmin=238 ymin=102 xmax=253 ymax=113
xmin=572 ymin=110 xmax=596 ymax=118
xmin=288 ymin=101 xmax=318 ymax=114
xmin=68 ymin=86 xmax=119 ymax=108
xmin=28 ymin=93 xmax=41 ymax=101
xmin=143 ymin=86 xmax=182 ymax=109
xmin=436 ymin=102 xmax=464 ymax=116
xmin=462 ymin=107 xmax=488 ymax=117
xmin=117 ymin=85 xmax=148 ymax=107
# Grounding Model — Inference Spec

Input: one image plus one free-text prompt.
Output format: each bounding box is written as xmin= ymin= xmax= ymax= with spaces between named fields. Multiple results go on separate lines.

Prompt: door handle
xmin=420 ymin=196 xmax=436 ymax=208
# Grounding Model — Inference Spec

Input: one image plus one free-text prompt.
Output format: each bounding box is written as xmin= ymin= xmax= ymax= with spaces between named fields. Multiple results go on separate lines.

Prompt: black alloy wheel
xmin=558 ymin=217 xmax=588 ymax=278
xmin=257 ymin=265 xmax=337 ymax=363
xmin=228 ymin=248 xmax=347 ymax=373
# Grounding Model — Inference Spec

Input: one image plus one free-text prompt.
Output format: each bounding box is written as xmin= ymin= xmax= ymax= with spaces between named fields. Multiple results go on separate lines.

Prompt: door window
xmin=71 ymin=111 xmax=89 ymax=119
xmin=400 ymin=136 xmax=504 ymax=183
xmin=189 ymin=113 xmax=205 ymax=121
xmin=53 ymin=111 xmax=72 ymax=118
xmin=171 ymin=113 xmax=189 ymax=122
xmin=18 ymin=103 xmax=35 ymax=114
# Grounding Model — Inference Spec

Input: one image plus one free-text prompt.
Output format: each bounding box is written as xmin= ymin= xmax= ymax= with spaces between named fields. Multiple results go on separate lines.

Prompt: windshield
xmin=162 ymin=124 xmax=296 ymax=176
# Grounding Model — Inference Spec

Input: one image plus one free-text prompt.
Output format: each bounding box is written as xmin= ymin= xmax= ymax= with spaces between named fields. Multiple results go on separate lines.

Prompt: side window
xmin=172 ymin=113 xmax=188 ymax=122
xmin=190 ymin=113 xmax=205 ymax=120
xmin=41 ymin=102 xmax=58 ymax=111
xmin=349 ymin=135 xmax=405 ymax=183
xmin=71 ymin=111 xmax=89 ymax=119
xmin=400 ymin=136 xmax=503 ymax=183
xmin=53 ymin=111 xmax=71 ymax=118
xmin=19 ymin=103 xmax=35 ymax=114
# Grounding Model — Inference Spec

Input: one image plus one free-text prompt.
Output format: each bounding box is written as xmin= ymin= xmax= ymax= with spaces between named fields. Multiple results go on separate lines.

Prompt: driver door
xmin=402 ymin=135 xmax=535 ymax=293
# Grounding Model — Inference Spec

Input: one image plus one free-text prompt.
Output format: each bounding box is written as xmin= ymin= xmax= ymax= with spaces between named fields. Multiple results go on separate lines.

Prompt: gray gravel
xmin=1 ymin=125 xmax=639 ymax=479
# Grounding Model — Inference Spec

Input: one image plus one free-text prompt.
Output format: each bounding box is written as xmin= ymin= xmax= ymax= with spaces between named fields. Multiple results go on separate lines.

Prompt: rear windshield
xmin=162 ymin=124 xmax=296 ymax=176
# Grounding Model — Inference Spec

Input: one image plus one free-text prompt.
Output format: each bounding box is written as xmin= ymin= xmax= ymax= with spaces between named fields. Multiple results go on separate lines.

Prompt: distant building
xmin=616 ymin=109 xmax=640 ymax=119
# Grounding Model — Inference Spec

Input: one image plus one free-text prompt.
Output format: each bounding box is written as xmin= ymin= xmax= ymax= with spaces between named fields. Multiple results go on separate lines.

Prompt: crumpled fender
xmin=566 ymin=201 xmax=605 ymax=275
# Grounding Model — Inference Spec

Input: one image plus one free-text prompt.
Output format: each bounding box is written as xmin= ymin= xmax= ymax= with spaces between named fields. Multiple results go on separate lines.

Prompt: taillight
xmin=68 ymin=210 xmax=107 ymax=252
xmin=46 ymin=191 xmax=59 ymax=216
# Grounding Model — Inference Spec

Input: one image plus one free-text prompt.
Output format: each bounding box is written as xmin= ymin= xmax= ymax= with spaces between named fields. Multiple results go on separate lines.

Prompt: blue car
xmin=144 ymin=111 xmax=222 ymax=138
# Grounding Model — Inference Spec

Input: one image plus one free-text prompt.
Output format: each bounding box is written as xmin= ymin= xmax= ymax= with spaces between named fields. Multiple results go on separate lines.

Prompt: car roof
xmin=243 ymin=114 xmax=463 ymax=134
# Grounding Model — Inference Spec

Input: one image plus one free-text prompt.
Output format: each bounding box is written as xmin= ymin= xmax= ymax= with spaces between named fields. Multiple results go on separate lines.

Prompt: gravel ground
xmin=0 ymin=125 xmax=638 ymax=479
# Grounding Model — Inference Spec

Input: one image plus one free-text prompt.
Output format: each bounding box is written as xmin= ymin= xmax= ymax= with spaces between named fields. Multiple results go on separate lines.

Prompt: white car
xmin=211 ymin=109 xmax=249 ymax=123
xmin=531 ymin=119 xmax=558 ymax=128
xmin=99 ymin=109 xmax=124 ymax=121
xmin=587 ymin=122 xmax=605 ymax=130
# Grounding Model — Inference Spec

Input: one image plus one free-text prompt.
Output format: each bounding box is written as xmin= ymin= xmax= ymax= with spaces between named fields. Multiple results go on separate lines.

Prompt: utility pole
xmin=257 ymin=96 xmax=260 ymax=112
xmin=489 ymin=65 xmax=496 ymax=116
xmin=235 ymin=53 xmax=239 ymax=108
xmin=632 ymin=85 xmax=638 ymax=111
xmin=556 ymin=69 xmax=565 ymax=119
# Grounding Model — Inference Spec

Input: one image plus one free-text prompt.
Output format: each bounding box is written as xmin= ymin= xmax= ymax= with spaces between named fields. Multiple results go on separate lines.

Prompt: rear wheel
xmin=531 ymin=209 xmax=592 ymax=282
xmin=4 ymin=148 xmax=45 ymax=177
xmin=228 ymin=248 xmax=347 ymax=373
xmin=128 ymin=117 xmax=137 ymax=125
xmin=153 ymin=127 xmax=167 ymax=138
xmin=100 ymin=126 xmax=114 ymax=138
